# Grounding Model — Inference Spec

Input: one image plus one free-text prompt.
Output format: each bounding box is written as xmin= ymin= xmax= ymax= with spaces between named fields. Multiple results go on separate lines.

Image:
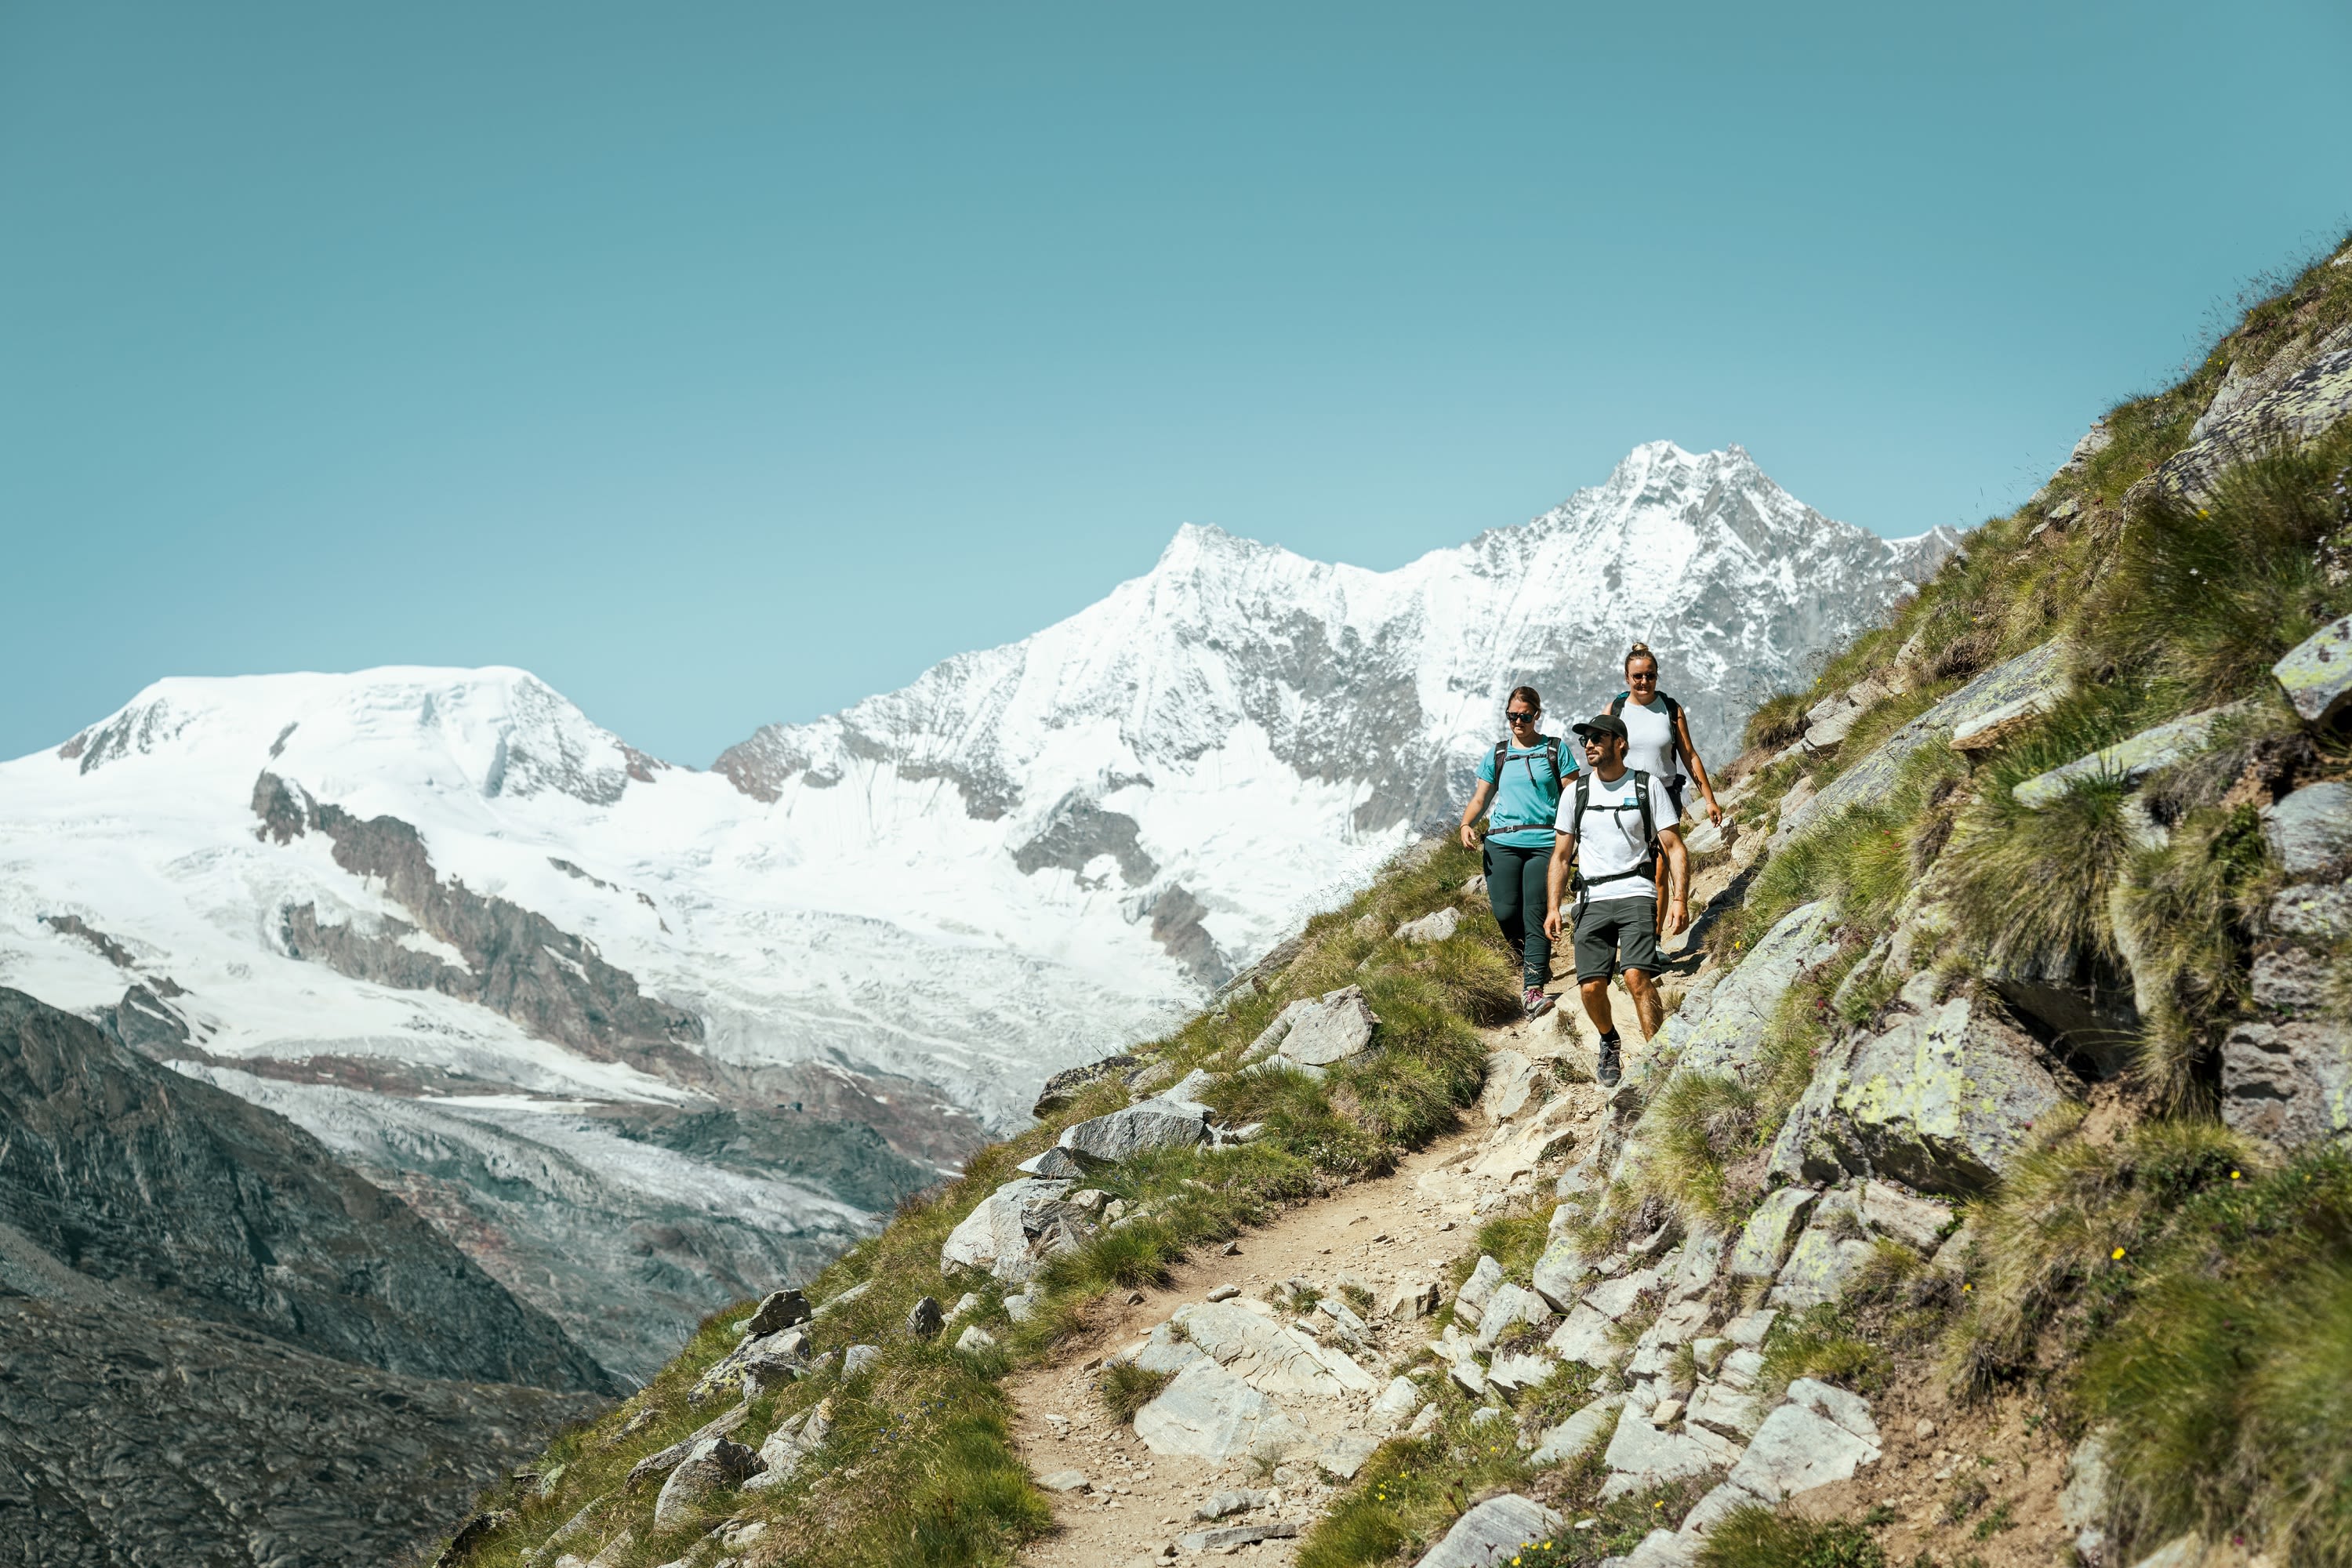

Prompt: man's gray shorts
xmin=1573 ymin=895 xmax=1659 ymax=982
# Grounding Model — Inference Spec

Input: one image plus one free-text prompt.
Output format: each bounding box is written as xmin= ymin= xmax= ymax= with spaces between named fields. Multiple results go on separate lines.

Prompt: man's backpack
xmin=1490 ymin=736 xmax=1566 ymax=794
xmin=1608 ymin=690 xmax=1682 ymax=729
xmin=1566 ymin=769 xmax=1657 ymax=895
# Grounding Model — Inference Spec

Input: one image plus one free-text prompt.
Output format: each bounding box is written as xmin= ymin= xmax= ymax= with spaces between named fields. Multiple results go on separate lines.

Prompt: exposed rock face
xmin=256 ymin=773 xmax=703 ymax=1078
xmin=1268 ymin=985 xmax=1381 ymax=1068
xmin=2011 ymin=706 xmax=2246 ymax=808
xmin=1776 ymin=642 xmax=2070 ymax=848
xmin=2220 ymin=783 xmax=2352 ymax=1148
xmin=0 ymin=989 xmax=610 ymax=1392
xmin=1133 ymin=1359 xmax=1310 ymax=1461
xmin=2159 ymin=320 xmax=2352 ymax=500
xmin=1650 ymin=900 xmax=1841 ymax=1085
xmin=1030 ymin=1054 xmax=1141 ymax=1119
xmin=938 ymin=1178 xmax=1095 ymax=1282
xmin=0 ymin=1293 xmax=597 ymax=1568
xmin=2271 ymin=611 xmax=2352 ymax=727
xmin=650 ymin=1436 xmax=760 ymax=1530
xmin=1797 ymin=993 xmax=2071 ymax=1196
xmin=1414 ymin=1493 xmax=1564 ymax=1568
xmin=0 ymin=988 xmax=608 ymax=1566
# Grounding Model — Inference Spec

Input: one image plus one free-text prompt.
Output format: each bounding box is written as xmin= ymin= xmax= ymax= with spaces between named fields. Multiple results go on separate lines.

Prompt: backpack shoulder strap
xmin=1491 ymin=739 xmax=1508 ymax=779
xmin=1663 ymin=693 xmax=1682 ymax=728
xmin=1544 ymin=737 xmax=1563 ymax=791
xmin=1607 ymin=691 xmax=1627 ymax=718
xmin=1567 ymin=773 xmax=1592 ymax=892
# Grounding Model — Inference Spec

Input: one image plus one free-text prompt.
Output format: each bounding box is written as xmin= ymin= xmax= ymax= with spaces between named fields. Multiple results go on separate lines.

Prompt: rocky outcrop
xmin=1243 ymin=985 xmax=1381 ymax=1070
xmin=1776 ymin=642 xmax=2070 ymax=848
xmin=254 ymin=773 xmax=703 ymax=1079
xmin=0 ymin=988 xmax=610 ymax=1567
xmin=2011 ymin=706 xmax=2247 ymax=808
xmin=1773 ymin=990 xmax=2071 ymax=1196
xmin=2158 ymin=320 xmax=2352 ymax=501
xmin=2219 ymin=783 xmax=2352 ymax=1147
xmin=1650 ymin=900 xmax=1841 ymax=1085
xmin=0 ymin=989 xmax=610 ymax=1392
xmin=938 ymin=1178 xmax=1097 ymax=1283
xmin=1415 ymin=1494 xmax=1564 ymax=1568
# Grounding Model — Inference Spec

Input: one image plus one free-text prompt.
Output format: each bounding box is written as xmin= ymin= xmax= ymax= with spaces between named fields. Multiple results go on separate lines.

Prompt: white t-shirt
xmin=1620 ymin=696 xmax=1679 ymax=782
xmin=1570 ymin=768 xmax=1679 ymax=902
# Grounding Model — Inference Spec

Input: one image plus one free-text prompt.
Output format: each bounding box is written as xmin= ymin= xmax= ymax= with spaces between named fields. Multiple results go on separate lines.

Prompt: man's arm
xmin=1657 ymin=824 xmax=1690 ymax=937
xmin=1542 ymin=830 xmax=1578 ymax=941
xmin=1672 ymin=705 xmax=1722 ymax=826
xmin=1459 ymin=776 xmax=1497 ymax=849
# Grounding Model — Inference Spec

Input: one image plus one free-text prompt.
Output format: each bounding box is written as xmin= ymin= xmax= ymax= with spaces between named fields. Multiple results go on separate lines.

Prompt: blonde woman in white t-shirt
xmin=1608 ymin=643 xmax=1721 ymax=932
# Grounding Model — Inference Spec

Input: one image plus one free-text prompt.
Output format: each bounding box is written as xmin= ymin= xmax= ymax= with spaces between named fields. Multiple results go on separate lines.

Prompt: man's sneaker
xmin=1596 ymin=1036 xmax=1622 ymax=1087
xmin=1523 ymin=986 xmax=1555 ymax=1019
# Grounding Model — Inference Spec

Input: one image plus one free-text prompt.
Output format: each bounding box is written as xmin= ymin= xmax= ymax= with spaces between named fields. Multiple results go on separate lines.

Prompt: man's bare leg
xmin=1578 ymin=977 xmax=1615 ymax=1038
xmin=1623 ymin=967 xmax=1665 ymax=1040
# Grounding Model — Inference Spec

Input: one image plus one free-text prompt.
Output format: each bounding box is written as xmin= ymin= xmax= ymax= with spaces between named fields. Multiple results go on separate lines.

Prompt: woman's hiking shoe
xmin=1596 ymin=1037 xmax=1623 ymax=1087
xmin=1523 ymin=986 xmax=1555 ymax=1019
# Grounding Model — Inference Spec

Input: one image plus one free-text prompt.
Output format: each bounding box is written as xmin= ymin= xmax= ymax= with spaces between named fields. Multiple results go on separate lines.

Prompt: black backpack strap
xmin=1492 ymin=739 xmax=1508 ymax=782
xmin=1567 ymin=774 xmax=1592 ymax=895
xmin=1607 ymin=691 xmax=1627 ymax=718
xmin=1544 ymin=737 xmax=1563 ymax=791
xmin=1632 ymin=769 xmax=1659 ymax=878
xmin=1662 ymin=693 xmax=1682 ymax=730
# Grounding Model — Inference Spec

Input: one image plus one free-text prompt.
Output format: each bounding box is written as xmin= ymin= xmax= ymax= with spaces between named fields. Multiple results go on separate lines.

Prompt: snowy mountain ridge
xmin=0 ymin=440 xmax=1954 ymax=1378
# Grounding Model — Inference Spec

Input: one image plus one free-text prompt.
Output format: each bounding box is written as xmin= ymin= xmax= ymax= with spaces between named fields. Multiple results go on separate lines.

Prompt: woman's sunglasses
xmin=1507 ymin=709 xmax=1540 ymax=721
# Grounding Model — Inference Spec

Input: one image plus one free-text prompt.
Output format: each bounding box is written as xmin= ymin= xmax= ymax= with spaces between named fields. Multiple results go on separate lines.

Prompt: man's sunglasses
xmin=1507 ymin=709 xmax=1540 ymax=721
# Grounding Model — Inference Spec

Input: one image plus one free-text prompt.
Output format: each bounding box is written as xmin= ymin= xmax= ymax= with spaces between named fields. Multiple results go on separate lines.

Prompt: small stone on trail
xmin=1037 ymin=1468 xmax=1091 ymax=1492
xmin=1127 ymin=1290 xmax=1147 ymax=1305
xmin=1915 ymin=1419 xmax=1936 ymax=1439
xmin=1221 ymin=1240 xmax=1242 ymax=1256
xmin=1206 ymin=1285 xmax=1241 ymax=1301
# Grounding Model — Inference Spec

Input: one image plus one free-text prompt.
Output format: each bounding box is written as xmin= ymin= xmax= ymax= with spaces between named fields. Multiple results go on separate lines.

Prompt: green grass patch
xmin=1695 ymin=1505 xmax=1886 ymax=1568
xmin=1097 ymin=1362 xmax=1173 ymax=1423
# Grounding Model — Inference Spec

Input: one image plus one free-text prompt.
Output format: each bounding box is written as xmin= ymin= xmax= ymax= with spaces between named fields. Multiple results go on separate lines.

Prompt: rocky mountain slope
xmin=0 ymin=987 xmax=609 ymax=1567
xmin=437 ymin=235 xmax=2352 ymax=1568
xmin=0 ymin=443 xmax=1940 ymax=1385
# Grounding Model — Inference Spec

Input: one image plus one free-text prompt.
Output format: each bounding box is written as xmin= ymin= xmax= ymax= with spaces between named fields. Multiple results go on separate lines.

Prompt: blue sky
xmin=4 ymin=2 xmax=2347 ymax=766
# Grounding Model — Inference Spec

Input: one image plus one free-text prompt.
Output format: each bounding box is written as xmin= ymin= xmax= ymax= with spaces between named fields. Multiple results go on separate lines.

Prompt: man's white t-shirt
xmin=1570 ymin=768 xmax=1679 ymax=902
xmin=1620 ymin=697 xmax=1679 ymax=782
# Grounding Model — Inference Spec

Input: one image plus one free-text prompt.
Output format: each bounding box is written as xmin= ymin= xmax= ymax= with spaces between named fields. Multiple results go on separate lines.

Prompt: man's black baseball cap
xmin=1572 ymin=713 xmax=1629 ymax=742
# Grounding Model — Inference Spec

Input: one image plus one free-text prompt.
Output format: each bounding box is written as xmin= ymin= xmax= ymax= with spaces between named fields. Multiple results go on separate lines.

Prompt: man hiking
xmin=1459 ymin=685 xmax=1575 ymax=1018
xmin=1609 ymin=642 xmax=1722 ymax=934
xmin=1542 ymin=711 xmax=1690 ymax=1087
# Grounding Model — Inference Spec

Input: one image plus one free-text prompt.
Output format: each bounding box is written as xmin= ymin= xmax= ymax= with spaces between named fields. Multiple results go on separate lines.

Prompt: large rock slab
xmin=1771 ymin=1207 xmax=1877 ymax=1311
xmin=2158 ymin=320 xmax=2352 ymax=501
xmin=1729 ymin=1187 xmax=1817 ymax=1279
xmin=1548 ymin=1304 xmax=1623 ymax=1369
xmin=2220 ymin=1020 xmax=2352 ymax=1149
xmin=1724 ymin=1396 xmax=1879 ymax=1504
xmin=1686 ymin=1380 xmax=1762 ymax=1440
xmin=1396 ymin=906 xmax=1463 ymax=943
xmin=1414 ymin=1493 xmax=1566 ymax=1568
xmin=1599 ymin=1412 xmax=1721 ymax=1500
xmin=1134 ymin=1359 xmax=1309 ymax=1461
xmin=1531 ymin=1393 xmax=1626 ymax=1465
xmin=2274 ymin=612 xmax=2352 ymax=727
xmin=1280 ymin=985 xmax=1381 ymax=1067
xmin=1821 ymin=996 xmax=2069 ymax=1196
xmin=1777 ymin=642 xmax=2069 ymax=847
xmin=2013 ymin=706 xmax=2245 ymax=808
xmin=1649 ymin=901 xmax=1842 ymax=1085
xmin=1058 ymin=1097 xmax=1210 ymax=1165
xmin=1857 ymin=1180 xmax=1955 ymax=1251
xmin=1172 ymin=1301 xmax=1370 ymax=1395
xmin=2263 ymin=783 xmax=2352 ymax=877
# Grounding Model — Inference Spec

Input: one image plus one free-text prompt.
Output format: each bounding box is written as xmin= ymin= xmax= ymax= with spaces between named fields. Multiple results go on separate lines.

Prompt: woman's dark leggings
xmin=1484 ymin=840 xmax=1554 ymax=992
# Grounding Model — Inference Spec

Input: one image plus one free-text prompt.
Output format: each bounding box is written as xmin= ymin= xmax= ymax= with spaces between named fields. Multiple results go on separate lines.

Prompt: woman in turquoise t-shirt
xmin=1457 ymin=685 xmax=1577 ymax=1018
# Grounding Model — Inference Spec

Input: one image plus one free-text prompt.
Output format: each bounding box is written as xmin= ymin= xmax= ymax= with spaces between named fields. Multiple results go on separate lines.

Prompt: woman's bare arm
xmin=1674 ymin=706 xmax=1722 ymax=825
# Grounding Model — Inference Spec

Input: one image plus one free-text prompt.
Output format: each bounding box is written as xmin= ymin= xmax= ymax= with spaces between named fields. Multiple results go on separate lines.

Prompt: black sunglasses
xmin=1506 ymin=709 xmax=1540 ymax=721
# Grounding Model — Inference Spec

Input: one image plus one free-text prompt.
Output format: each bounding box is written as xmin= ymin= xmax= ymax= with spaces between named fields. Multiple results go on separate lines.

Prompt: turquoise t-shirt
xmin=1477 ymin=737 xmax=1577 ymax=848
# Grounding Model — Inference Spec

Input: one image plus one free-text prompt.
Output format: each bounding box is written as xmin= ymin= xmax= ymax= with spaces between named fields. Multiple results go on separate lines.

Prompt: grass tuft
xmin=1695 ymin=1505 xmax=1886 ymax=1568
xmin=1097 ymin=1362 xmax=1174 ymax=1423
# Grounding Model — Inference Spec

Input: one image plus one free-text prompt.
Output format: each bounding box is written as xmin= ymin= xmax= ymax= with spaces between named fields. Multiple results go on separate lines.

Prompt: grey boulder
xmin=1530 ymin=1393 xmax=1625 ymax=1465
xmin=1280 ymin=985 xmax=1381 ymax=1067
xmin=2273 ymin=612 xmax=2352 ymax=726
xmin=742 ymin=1288 xmax=811 ymax=1336
xmin=1650 ymin=901 xmax=1841 ymax=1085
xmin=938 ymin=1178 xmax=1092 ymax=1282
xmin=2263 ymin=783 xmax=2352 ymax=877
xmin=1820 ymin=995 xmax=2069 ymax=1196
xmin=2220 ymin=1020 xmax=2352 ymax=1149
xmin=1414 ymin=1493 xmax=1564 ymax=1568
xmin=1058 ymin=1098 xmax=1210 ymax=1165
xmin=1724 ymin=1379 xmax=1881 ymax=1504
xmin=1729 ymin=1187 xmax=1817 ymax=1279
xmin=1396 ymin=906 xmax=1464 ymax=943
xmin=905 ymin=1296 xmax=944 ymax=1339
xmin=1133 ymin=1359 xmax=1308 ymax=1461
xmin=650 ymin=1437 xmax=760 ymax=1530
